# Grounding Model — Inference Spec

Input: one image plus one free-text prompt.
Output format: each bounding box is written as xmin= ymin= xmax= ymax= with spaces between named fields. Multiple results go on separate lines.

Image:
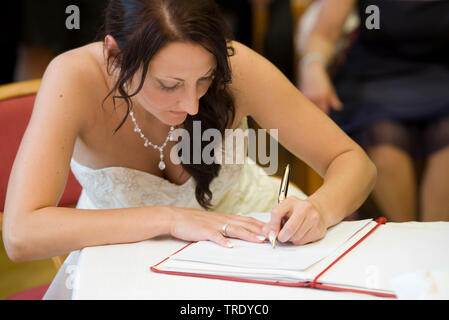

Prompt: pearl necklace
xmin=129 ymin=110 xmax=175 ymax=170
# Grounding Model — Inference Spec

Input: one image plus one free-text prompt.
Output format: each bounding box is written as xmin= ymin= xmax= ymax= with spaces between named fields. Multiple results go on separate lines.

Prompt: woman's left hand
xmin=263 ymin=196 xmax=328 ymax=246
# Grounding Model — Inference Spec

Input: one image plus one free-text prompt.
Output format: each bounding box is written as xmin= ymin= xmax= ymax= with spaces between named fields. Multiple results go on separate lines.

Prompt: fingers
xmin=314 ymin=99 xmax=331 ymax=114
xmin=294 ymin=225 xmax=326 ymax=246
xmin=315 ymin=93 xmax=343 ymax=114
xmin=287 ymin=210 xmax=318 ymax=245
xmin=209 ymin=223 xmax=266 ymax=248
xmin=209 ymin=232 xmax=234 ymax=248
xmin=211 ymin=214 xmax=267 ymax=247
xmin=277 ymin=208 xmax=304 ymax=243
xmin=220 ymin=215 xmax=266 ymax=241
xmin=269 ymin=199 xmax=326 ymax=245
xmin=263 ymin=196 xmax=297 ymax=238
xmin=329 ymin=90 xmax=343 ymax=112
xmin=233 ymin=215 xmax=266 ymax=235
xmin=309 ymin=88 xmax=342 ymax=114
xmin=275 ymin=198 xmax=313 ymax=242
xmin=224 ymin=224 xmax=266 ymax=243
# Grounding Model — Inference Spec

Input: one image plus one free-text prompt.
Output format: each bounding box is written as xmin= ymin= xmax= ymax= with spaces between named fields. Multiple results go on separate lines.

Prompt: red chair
xmin=0 ymin=79 xmax=82 ymax=299
xmin=6 ymin=284 xmax=51 ymax=300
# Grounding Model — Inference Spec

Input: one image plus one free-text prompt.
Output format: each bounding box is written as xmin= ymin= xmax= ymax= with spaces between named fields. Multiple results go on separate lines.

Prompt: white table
xmin=45 ymin=221 xmax=449 ymax=300
xmin=72 ymin=237 xmax=381 ymax=300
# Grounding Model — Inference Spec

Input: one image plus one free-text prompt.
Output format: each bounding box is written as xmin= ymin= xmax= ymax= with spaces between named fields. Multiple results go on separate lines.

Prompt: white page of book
xmin=160 ymin=258 xmax=314 ymax=282
xmin=315 ymin=221 xmax=449 ymax=293
xmin=171 ymin=214 xmax=372 ymax=271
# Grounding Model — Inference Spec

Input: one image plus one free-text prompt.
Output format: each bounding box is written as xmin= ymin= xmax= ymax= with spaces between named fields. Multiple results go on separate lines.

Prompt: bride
xmin=3 ymin=0 xmax=376 ymax=264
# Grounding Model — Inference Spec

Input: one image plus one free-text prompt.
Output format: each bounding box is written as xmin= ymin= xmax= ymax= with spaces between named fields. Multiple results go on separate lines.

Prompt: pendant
xmin=158 ymin=160 xmax=166 ymax=170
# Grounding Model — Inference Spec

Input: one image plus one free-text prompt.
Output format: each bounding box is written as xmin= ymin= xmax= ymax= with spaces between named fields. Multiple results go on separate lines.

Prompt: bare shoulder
xmin=228 ymin=40 xmax=292 ymax=117
xmin=43 ymin=43 xmax=106 ymax=94
xmin=228 ymin=41 xmax=266 ymax=119
xmin=3 ymin=44 xmax=111 ymax=220
xmin=228 ymin=40 xmax=258 ymax=66
xmin=228 ymin=40 xmax=264 ymax=92
xmin=36 ymin=43 xmax=108 ymax=134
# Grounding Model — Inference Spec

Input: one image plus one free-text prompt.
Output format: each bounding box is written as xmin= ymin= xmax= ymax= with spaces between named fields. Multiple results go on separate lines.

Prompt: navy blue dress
xmin=330 ymin=0 xmax=449 ymax=158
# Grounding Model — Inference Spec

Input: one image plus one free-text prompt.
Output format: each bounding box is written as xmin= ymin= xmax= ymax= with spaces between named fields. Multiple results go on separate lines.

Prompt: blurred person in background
xmin=298 ymin=0 xmax=449 ymax=222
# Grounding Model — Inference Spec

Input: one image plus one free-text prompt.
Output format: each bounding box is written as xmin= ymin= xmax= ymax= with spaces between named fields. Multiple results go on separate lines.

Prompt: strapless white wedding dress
xmin=43 ymin=116 xmax=307 ymax=299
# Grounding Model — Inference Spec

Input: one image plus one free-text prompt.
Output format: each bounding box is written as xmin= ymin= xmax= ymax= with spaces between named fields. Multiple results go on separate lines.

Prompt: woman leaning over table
xmin=3 ymin=0 xmax=376 ymax=265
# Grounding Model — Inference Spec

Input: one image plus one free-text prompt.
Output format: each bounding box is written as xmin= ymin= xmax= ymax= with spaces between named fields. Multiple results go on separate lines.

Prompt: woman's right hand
xmin=299 ymin=62 xmax=343 ymax=115
xmin=167 ymin=207 xmax=268 ymax=248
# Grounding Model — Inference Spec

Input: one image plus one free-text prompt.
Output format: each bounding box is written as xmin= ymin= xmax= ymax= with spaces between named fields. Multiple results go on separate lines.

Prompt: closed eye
xmin=158 ymin=74 xmax=214 ymax=92
xmin=159 ymin=81 xmax=180 ymax=91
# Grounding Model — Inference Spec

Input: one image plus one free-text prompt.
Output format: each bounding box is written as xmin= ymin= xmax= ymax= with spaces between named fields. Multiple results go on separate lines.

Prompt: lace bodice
xmin=70 ymin=117 xmax=307 ymax=214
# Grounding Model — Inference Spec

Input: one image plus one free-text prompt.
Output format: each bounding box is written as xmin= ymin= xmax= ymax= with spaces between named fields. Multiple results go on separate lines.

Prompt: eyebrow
xmin=159 ymin=66 xmax=216 ymax=82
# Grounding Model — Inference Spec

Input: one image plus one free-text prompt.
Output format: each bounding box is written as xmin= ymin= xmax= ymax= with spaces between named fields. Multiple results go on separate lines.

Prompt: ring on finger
xmin=221 ymin=223 xmax=230 ymax=237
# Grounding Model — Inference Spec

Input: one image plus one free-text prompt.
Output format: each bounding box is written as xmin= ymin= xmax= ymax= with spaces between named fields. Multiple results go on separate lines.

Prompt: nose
xmin=179 ymin=87 xmax=199 ymax=116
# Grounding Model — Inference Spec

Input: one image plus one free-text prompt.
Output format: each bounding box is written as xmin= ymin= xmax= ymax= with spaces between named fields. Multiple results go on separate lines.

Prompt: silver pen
xmin=270 ymin=164 xmax=290 ymax=248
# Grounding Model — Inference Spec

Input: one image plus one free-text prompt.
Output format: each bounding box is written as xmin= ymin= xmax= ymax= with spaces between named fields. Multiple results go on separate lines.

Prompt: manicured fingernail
xmin=226 ymin=241 xmax=234 ymax=248
xmin=256 ymin=235 xmax=266 ymax=241
xmin=268 ymin=231 xmax=276 ymax=245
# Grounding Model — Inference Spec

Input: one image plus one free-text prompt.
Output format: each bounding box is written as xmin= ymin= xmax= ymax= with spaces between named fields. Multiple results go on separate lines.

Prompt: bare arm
xmin=2 ymin=53 xmax=175 ymax=262
xmin=230 ymin=41 xmax=376 ymax=232
xmin=300 ymin=0 xmax=356 ymax=63
xmin=298 ymin=0 xmax=355 ymax=114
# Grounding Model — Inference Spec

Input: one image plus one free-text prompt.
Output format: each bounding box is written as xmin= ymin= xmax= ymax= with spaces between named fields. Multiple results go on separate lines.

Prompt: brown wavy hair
xmin=101 ymin=0 xmax=236 ymax=209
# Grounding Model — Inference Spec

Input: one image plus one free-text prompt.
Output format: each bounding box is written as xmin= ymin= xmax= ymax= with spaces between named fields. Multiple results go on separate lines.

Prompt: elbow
xmin=351 ymin=146 xmax=377 ymax=194
xmin=2 ymin=219 xmax=31 ymax=263
xmin=3 ymin=231 xmax=28 ymax=263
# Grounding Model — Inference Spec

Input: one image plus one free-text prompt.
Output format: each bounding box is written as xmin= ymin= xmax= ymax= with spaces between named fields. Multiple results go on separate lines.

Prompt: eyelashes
xmin=160 ymin=83 xmax=180 ymax=92
xmin=159 ymin=74 xmax=215 ymax=92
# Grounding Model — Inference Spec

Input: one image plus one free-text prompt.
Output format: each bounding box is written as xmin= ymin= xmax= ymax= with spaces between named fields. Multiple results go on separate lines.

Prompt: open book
xmin=151 ymin=213 xmax=395 ymax=298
